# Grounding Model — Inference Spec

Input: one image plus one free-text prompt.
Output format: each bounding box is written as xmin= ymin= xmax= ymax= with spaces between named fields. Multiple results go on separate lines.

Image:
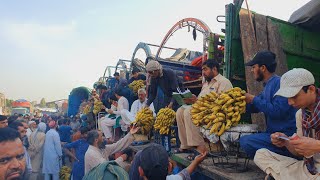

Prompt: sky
xmin=0 ymin=0 xmax=310 ymax=102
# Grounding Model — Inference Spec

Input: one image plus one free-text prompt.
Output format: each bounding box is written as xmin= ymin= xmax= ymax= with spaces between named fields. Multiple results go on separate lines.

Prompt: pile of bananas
xmin=191 ymin=87 xmax=246 ymax=136
xmin=132 ymin=107 xmax=154 ymax=135
xmin=128 ymin=80 xmax=145 ymax=94
xmin=154 ymin=108 xmax=176 ymax=135
xmin=60 ymin=166 xmax=71 ymax=180
xmin=93 ymin=98 xmax=104 ymax=115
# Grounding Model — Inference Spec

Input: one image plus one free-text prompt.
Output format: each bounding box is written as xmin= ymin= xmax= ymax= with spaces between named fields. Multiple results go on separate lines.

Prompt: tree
xmin=5 ymin=99 xmax=14 ymax=108
xmin=40 ymin=98 xmax=46 ymax=108
xmin=48 ymin=103 xmax=56 ymax=109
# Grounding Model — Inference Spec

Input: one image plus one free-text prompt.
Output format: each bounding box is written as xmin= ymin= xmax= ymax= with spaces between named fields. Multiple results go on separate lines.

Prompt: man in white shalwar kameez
xmin=42 ymin=120 xmax=62 ymax=180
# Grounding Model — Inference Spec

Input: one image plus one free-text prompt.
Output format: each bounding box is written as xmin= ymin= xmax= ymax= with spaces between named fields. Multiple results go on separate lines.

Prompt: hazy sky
xmin=0 ymin=0 xmax=310 ymax=102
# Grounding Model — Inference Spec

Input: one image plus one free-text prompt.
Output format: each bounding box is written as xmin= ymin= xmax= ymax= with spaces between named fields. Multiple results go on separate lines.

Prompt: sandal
xmin=185 ymin=150 xmax=201 ymax=161
xmin=173 ymin=148 xmax=193 ymax=154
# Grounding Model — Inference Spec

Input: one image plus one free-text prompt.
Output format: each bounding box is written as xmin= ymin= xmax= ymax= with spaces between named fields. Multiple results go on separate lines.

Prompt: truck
xmin=11 ymin=99 xmax=31 ymax=115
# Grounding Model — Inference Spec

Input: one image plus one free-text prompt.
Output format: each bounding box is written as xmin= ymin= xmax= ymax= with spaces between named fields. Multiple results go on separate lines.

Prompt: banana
xmin=213 ymin=117 xmax=225 ymax=123
xmin=154 ymin=108 xmax=176 ymax=135
xmin=133 ymin=107 xmax=155 ymax=135
xmin=217 ymin=123 xmax=226 ymax=136
xmin=238 ymin=100 xmax=246 ymax=107
xmin=210 ymin=122 xmax=222 ymax=135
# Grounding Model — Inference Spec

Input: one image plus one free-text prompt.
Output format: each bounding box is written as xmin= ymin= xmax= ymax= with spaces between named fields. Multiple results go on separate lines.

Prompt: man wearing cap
xmin=239 ymin=50 xmax=297 ymax=158
xmin=128 ymin=67 xmax=146 ymax=84
xmin=254 ymin=68 xmax=320 ymax=179
xmin=135 ymin=143 xmax=207 ymax=180
xmin=145 ymin=60 xmax=183 ymax=111
xmin=0 ymin=115 xmax=8 ymax=128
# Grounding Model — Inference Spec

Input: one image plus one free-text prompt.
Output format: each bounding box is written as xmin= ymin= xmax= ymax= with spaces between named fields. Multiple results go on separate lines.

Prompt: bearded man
xmin=239 ymin=50 xmax=297 ymax=158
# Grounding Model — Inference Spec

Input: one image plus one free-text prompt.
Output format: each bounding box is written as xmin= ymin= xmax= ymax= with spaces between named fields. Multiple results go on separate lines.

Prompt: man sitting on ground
xmin=254 ymin=68 xmax=320 ymax=180
xmin=121 ymin=88 xmax=155 ymax=126
xmin=100 ymin=89 xmax=129 ymax=141
xmin=240 ymin=50 xmax=297 ymax=158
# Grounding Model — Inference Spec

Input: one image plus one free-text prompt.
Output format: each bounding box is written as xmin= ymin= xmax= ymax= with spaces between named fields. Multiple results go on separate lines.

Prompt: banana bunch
xmin=132 ymin=107 xmax=154 ymax=135
xmin=83 ymin=104 xmax=91 ymax=115
xmin=128 ymin=80 xmax=145 ymax=94
xmin=93 ymin=98 xmax=104 ymax=115
xmin=191 ymin=87 xmax=247 ymax=136
xmin=59 ymin=166 xmax=71 ymax=180
xmin=154 ymin=108 xmax=176 ymax=135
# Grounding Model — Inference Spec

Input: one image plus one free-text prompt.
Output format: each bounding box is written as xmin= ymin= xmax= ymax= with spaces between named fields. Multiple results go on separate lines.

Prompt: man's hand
xmin=270 ymin=132 xmax=288 ymax=148
xmin=289 ymin=137 xmax=320 ymax=157
xmin=245 ymin=93 xmax=255 ymax=104
xmin=167 ymin=102 xmax=173 ymax=109
xmin=107 ymin=109 xmax=114 ymax=114
xmin=120 ymin=154 xmax=128 ymax=161
xmin=130 ymin=124 xmax=140 ymax=135
xmin=194 ymin=151 xmax=208 ymax=164
xmin=183 ymin=94 xmax=197 ymax=104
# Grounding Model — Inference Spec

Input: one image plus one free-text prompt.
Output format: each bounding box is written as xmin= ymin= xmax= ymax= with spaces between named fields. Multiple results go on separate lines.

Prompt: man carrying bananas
xmin=175 ymin=59 xmax=233 ymax=158
xmin=239 ymin=50 xmax=297 ymax=159
xmin=145 ymin=60 xmax=184 ymax=111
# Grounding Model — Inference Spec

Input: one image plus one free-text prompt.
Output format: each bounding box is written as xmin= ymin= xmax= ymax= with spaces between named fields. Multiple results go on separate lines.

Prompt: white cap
xmin=28 ymin=120 xmax=36 ymax=126
xmin=275 ymin=68 xmax=315 ymax=98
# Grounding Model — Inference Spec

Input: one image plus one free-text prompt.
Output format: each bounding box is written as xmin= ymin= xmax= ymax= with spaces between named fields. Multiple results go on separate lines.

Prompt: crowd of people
xmin=0 ymin=50 xmax=319 ymax=180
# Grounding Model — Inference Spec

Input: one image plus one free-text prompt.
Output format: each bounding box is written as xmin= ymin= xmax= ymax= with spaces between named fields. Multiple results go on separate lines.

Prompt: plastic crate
xmin=154 ymin=126 xmax=180 ymax=152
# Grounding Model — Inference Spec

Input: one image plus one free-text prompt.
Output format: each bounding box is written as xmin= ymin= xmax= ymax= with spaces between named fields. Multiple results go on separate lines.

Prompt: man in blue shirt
xmin=59 ymin=119 xmax=73 ymax=143
xmin=63 ymin=127 xmax=90 ymax=180
xmin=239 ymin=50 xmax=297 ymax=158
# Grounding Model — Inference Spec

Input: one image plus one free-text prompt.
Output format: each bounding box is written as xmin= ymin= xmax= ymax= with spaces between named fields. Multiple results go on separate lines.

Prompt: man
xmin=0 ymin=115 xmax=8 ymax=128
xmin=121 ymin=88 xmax=156 ymax=126
xmin=100 ymin=89 xmax=129 ymax=141
xmin=70 ymin=117 xmax=81 ymax=133
xmin=64 ymin=127 xmax=90 ymax=180
xmin=0 ymin=128 xmax=26 ymax=180
xmin=59 ymin=119 xmax=73 ymax=143
xmin=254 ymin=68 xmax=319 ymax=179
xmin=42 ymin=120 xmax=62 ymax=180
xmin=28 ymin=122 xmax=46 ymax=180
xmin=145 ymin=60 xmax=183 ymax=111
xmin=136 ymin=143 xmax=207 ymax=180
xmin=239 ymin=50 xmax=297 ymax=158
xmin=128 ymin=67 xmax=146 ymax=84
xmin=175 ymin=59 xmax=233 ymax=157
xmin=26 ymin=120 xmax=37 ymax=138
xmin=84 ymin=125 xmax=139 ymax=174
xmin=9 ymin=121 xmax=32 ymax=177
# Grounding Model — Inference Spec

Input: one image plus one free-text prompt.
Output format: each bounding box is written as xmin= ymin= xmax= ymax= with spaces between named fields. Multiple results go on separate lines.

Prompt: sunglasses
xmin=147 ymin=70 xmax=158 ymax=74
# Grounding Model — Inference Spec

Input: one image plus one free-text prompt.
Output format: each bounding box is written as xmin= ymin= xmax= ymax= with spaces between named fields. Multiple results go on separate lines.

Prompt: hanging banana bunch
xmin=128 ymin=80 xmax=145 ymax=94
xmin=131 ymin=107 xmax=155 ymax=135
xmin=154 ymin=108 xmax=176 ymax=135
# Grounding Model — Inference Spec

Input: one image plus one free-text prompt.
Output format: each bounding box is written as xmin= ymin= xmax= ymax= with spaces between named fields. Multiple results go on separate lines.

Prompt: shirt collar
xmin=263 ymin=75 xmax=277 ymax=87
xmin=206 ymin=73 xmax=221 ymax=84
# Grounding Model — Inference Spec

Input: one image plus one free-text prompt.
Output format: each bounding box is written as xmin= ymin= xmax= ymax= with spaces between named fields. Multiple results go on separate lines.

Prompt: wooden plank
xmin=239 ymin=9 xmax=265 ymax=131
xmin=252 ymin=13 xmax=268 ymax=131
xmin=267 ymin=19 xmax=288 ymax=75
